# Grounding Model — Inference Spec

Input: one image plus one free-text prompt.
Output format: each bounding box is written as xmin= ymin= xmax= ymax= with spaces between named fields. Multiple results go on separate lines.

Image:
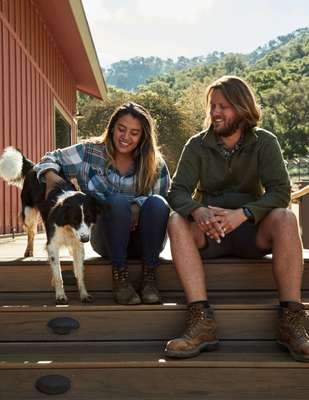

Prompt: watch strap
xmin=242 ymin=207 xmax=254 ymax=222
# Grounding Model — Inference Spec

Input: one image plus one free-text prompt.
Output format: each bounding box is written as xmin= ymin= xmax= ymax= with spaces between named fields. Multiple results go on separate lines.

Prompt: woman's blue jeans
xmin=90 ymin=194 xmax=170 ymax=269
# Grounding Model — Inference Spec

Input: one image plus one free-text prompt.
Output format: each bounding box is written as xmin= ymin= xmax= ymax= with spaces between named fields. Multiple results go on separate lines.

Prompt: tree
xmin=77 ymin=87 xmax=130 ymax=139
xmin=262 ymin=78 xmax=309 ymax=158
xmin=135 ymin=89 xmax=193 ymax=172
xmin=79 ymin=27 xmax=309 ymax=170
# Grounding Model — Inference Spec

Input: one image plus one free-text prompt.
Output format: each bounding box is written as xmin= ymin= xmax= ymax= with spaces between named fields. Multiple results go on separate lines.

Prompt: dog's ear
xmin=62 ymin=203 xmax=73 ymax=222
xmin=51 ymin=202 xmax=71 ymax=225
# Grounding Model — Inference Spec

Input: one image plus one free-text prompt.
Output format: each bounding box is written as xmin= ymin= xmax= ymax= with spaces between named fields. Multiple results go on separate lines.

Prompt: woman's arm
xmin=34 ymin=144 xmax=86 ymax=196
xmin=34 ymin=144 xmax=86 ymax=182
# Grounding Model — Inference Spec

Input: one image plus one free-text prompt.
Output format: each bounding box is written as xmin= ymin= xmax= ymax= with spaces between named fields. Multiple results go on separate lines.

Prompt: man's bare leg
xmin=168 ymin=212 xmax=208 ymax=302
xmin=256 ymin=208 xmax=303 ymax=302
xmin=165 ymin=212 xmax=219 ymax=358
xmin=256 ymin=208 xmax=309 ymax=362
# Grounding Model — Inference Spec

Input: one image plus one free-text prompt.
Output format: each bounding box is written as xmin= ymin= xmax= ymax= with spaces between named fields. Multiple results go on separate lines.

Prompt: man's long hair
xmin=204 ymin=75 xmax=261 ymax=131
xmin=100 ymin=102 xmax=162 ymax=195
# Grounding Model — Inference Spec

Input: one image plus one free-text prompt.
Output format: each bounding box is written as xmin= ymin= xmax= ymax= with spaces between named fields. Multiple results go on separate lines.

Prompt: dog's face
xmin=52 ymin=193 xmax=109 ymax=243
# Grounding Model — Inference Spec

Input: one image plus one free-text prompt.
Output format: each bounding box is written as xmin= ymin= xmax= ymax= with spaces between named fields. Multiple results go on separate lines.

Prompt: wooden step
xmin=0 ymin=292 xmax=308 ymax=341
xmin=1 ymin=256 xmax=309 ymax=292
xmin=0 ymin=236 xmax=308 ymax=292
xmin=0 ymin=341 xmax=309 ymax=399
xmin=0 ymin=340 xmax=307 ymax=367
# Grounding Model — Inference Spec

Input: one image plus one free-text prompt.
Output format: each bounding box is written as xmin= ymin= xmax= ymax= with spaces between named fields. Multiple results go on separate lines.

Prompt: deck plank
xmin=0 ymin=298 xmax=308 ymax=341
xmin=0 ymin=341 xmax=308 ymax=368
xmin=1 ymin=342 xmax=309 ymax=400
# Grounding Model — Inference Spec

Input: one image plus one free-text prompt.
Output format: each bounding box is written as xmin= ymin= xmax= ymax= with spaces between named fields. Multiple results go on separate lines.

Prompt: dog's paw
xmin=55 ymin=295 xmax=68 ymax=305
xmin=81 ymin=294 xmax=94 ymax=304
xmin=24 ymin=250 xmax=33 ymax=257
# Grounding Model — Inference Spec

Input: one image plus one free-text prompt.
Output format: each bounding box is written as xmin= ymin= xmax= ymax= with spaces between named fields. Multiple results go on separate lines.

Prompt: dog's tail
xmin=0 ymin=147 xmax=34 ymax=188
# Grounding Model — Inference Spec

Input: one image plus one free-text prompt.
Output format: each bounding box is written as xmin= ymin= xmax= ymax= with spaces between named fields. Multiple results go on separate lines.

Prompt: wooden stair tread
xmin=0 ymin=291 xmax=309 ymax=310
xmin=1 ymin=262 xmax=309 ymax=293
xmin=0 ymin=256 xmax=273 ymax=266
xmin=0 ymin=293 xmax=308 ymax=342
xmin=0 ymin=341 xmax=308 ymax=369
xmin=2 ymin=253 xmax=309 ymax=265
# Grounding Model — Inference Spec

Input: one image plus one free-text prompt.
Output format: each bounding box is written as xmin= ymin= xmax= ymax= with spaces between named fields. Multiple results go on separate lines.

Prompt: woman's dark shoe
xmin=140 ymin=266 xmax=161 ymax=304
xmin=112 ymin=267 xmax=141 ymax=305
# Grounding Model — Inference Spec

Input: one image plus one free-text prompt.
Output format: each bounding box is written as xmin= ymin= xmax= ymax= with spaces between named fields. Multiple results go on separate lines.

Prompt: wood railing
xmin=291 ymin=185 xmax=309 ymax=203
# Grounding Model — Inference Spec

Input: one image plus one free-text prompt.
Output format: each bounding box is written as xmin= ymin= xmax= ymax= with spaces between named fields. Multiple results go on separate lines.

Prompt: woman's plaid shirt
xmin=34 ymin=143 xmax=170 ymax=206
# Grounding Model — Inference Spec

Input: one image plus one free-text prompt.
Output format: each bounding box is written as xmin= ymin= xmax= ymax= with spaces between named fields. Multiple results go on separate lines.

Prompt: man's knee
xmin=168 ymin=213 xmax=205 ymax=248
xmin=267 ymin=208 xmax=298 ymax=229
xmin=168 ymin=212 xmax=189 ymax=233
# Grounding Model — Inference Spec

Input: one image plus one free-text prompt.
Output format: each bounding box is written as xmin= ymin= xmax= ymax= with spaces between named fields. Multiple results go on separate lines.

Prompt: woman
xmin=34 ymin=102 xmax=170 ymax=305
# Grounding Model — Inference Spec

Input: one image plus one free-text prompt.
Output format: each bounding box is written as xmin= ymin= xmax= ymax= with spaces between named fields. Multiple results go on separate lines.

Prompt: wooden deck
xmin=0 ymin=232 xmax=173 ymax=261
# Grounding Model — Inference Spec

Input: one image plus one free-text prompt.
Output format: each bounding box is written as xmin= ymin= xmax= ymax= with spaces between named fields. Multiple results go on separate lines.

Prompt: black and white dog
xmin=0 ymin=147 xmax=109 ymax=304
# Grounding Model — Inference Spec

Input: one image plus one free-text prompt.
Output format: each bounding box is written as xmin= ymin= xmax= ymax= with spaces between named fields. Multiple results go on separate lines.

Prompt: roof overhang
xmin=35 ymin=0 xmax=107 ymax=99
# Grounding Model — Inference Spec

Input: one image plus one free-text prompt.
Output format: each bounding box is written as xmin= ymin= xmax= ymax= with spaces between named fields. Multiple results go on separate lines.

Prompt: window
xmin=55 ymin=108 xmax=71 ymax=149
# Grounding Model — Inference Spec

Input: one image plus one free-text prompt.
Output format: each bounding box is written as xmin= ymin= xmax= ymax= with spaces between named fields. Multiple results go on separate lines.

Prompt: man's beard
xmin=213 ymin=117 xmax=242 ymax=137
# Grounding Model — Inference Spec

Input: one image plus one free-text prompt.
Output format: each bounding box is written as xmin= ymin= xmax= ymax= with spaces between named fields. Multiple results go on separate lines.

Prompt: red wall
xmin=0 ymin=0 xmax=77 ymax=234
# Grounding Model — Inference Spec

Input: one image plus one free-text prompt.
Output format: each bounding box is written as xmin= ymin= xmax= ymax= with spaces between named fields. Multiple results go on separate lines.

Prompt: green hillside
xmin=79 ymin=28 xmax=309 ymax=174
xmin=105 ymin=28 xmax=309 ymax=92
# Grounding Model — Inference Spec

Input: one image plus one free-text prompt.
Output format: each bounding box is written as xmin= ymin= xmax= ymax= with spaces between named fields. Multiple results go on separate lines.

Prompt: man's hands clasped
xmin=191 ymin=206 xmax=248 ymax=243
xmin=191 ymin=207 xmax=225 ymax=243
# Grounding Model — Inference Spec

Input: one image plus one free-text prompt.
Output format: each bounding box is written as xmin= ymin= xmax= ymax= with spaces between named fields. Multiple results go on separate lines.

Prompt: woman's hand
xmin=44 ymin=170 xmax=66 ymax=199
xmin=130 ymin=203 xmax=140 ymax=231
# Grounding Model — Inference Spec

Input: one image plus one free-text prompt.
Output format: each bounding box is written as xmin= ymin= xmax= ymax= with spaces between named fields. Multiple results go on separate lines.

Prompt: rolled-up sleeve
xmin=34 ymin=144 xmax=85 ymax=182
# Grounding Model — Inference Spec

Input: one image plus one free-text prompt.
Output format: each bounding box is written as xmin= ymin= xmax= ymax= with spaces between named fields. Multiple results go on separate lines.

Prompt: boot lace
xmin=143 ymin=267 xmax=156 ymax=282
xmin=112 ymin=267 xmax=129 ymax=282
xmin=184 ymin=304 xmax=211 ymax=338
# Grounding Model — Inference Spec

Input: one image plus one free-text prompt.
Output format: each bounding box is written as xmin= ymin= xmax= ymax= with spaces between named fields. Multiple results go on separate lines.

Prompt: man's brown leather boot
xmin=140 ymin=266 xmax=161 ymax=304
xmin=164 ymin=303 xmax=219 ymax=358
xmin=277 ymin=302 xmax=309 ymax=362
xmin=112 ymin=267 xmax=141 ymax=305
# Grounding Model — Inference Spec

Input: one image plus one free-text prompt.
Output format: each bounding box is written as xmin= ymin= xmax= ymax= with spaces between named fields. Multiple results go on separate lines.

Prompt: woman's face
xmin=113 ymin=114 xmax=143 ymax=157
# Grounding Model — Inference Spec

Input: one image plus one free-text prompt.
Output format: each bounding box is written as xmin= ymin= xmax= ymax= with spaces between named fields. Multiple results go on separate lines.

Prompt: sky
xmin=82 ymin=0 xmax=309 ymax=67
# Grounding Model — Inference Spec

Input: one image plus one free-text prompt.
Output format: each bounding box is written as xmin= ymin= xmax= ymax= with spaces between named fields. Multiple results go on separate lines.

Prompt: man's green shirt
xmin=168 ymin=127 xmax=291 ymax=224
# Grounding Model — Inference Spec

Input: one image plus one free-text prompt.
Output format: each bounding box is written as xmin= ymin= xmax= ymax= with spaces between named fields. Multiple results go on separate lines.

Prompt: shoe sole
xmin=277 ymin=340 xmax=309 ymax=362
xmin=141 ymin=296 xmax=162 ymax=304
xmin=165 ymin=340 xmax=219 ymax=359
xmin=114 ymin=296 xmax=142 ymax=305
xmin=140 ymin=289 xmax=162 ymax=304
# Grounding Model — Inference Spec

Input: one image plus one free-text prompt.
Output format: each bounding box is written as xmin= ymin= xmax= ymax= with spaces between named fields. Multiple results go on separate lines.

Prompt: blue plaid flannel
xmin=34 ymin=143 xmax=171 ymax=206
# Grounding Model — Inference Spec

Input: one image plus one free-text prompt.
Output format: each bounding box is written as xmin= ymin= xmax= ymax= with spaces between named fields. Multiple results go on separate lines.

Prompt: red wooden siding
xmin=0 ymin=0 xmax=78 ymax=234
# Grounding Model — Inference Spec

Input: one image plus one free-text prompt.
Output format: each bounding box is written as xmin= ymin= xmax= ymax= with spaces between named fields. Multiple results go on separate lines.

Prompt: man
xmin=165 ymin=75 xmax=308 ymax=362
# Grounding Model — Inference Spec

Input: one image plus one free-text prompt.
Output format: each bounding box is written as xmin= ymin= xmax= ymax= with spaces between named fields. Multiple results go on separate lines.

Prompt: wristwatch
xmin=242 ymin=207 xmax=255 ymax=222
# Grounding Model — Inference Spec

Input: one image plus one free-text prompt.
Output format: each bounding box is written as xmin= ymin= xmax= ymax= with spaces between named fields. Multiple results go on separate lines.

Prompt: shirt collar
xmin=201 ymin=126 xmax=258 ymax=149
